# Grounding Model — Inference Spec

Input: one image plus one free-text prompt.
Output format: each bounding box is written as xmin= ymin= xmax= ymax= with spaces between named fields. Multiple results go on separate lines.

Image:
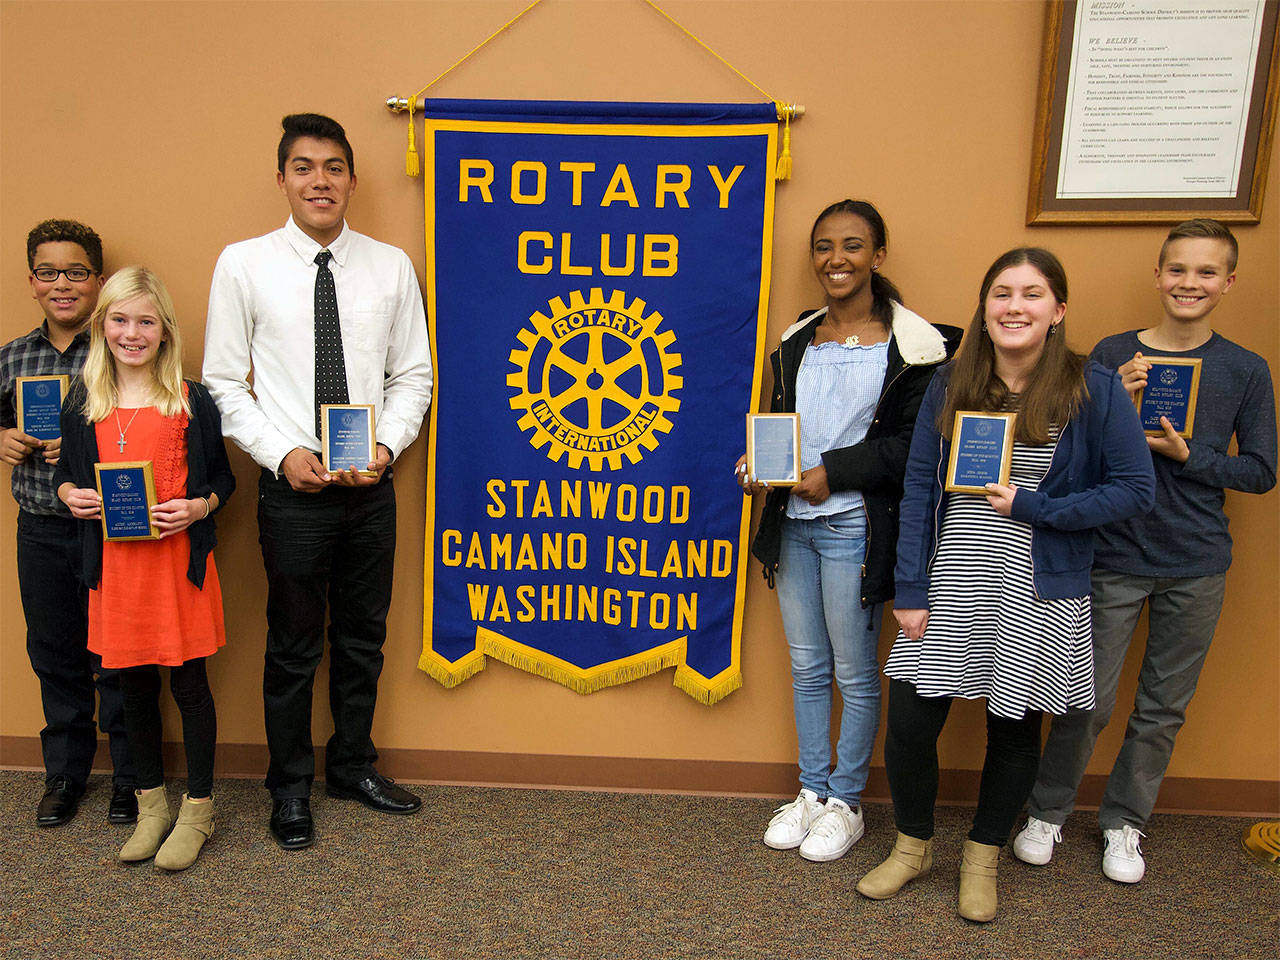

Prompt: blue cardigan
xmin=894 ymin=361 xmax=1155 ymax=607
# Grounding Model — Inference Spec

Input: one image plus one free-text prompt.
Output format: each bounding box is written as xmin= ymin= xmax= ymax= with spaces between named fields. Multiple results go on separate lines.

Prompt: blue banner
xmin=419 ymin=100 xmax=777 ymax=703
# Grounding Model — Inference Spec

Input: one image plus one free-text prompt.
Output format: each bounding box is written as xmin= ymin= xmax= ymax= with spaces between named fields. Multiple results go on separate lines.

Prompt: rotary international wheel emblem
xmin=507 ymin=288 xmax=683 ymax=471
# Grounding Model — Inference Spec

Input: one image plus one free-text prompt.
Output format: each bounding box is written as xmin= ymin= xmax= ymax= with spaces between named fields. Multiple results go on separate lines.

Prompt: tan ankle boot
xmin=958 ymin=839 xmax=1001 ymax=922
xmin=119 ymin=788 xmax=172 ymax=862
xmin=856 ymin=832 xmax=933 ymax=900
xmin=155 ymin=794 xmax=214 ymax=871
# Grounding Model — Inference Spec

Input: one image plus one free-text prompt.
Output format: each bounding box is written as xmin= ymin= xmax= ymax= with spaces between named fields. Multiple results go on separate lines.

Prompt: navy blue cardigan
xmin=894 ymin=361 xmax=1155 ymax=607
xmin=54 ymin=379 xmax=235 ymax=590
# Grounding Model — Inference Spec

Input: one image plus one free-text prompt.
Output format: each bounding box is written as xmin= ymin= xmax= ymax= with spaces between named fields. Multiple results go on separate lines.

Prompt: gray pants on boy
xmin=1027 ymin=567 xmax=1227 ymax=831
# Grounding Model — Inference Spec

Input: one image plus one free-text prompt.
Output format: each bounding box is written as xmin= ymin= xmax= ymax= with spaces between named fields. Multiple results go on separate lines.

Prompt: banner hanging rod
xmin=384 ymin=96 xmax=804 ymax=120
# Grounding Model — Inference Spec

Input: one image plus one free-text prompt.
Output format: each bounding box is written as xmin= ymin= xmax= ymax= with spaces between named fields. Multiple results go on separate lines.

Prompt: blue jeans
xmin=775 ymin=509 xmax=883 ymax=805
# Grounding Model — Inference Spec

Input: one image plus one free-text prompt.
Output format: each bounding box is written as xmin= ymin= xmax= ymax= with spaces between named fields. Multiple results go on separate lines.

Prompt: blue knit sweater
xmin=895 ymin=361 xmax=1156 ymax=607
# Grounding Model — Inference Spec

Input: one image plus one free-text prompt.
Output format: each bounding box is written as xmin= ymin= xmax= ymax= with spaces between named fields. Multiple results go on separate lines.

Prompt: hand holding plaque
xmin=16 ymin=375 xmax=69 ymax=442
xmin=1133 ymin=357 xmax=1201 ymax=438
xmin=746 ymin=414 xmax=800 ymax=486
xmin=95 ymin=461 xmax=160 ymax=541
xmin=945 ymin=412 xmax=1016 ymax=494
xmin=321 ymin=404 xmax=377 ymax=477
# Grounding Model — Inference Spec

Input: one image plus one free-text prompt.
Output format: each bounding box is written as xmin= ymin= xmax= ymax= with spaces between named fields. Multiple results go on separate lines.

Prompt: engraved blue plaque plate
xmin=1136 ymin=357 xmax=1201 ymax=437
xmin=322 ymin=404 xmax=376 ymax=476
xmin=747 ymin=413 xmax=800 ymax=485
xmin=16 ymin=375 xmax=67 ymax=441
xmin=946 ymin=412 xmax=1016 ymax=494
xmin=95 ymin=462 xmax=159 ymax=541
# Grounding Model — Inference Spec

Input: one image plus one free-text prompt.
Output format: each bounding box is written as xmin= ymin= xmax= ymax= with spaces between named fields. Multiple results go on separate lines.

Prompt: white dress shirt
xmin=203 ymin=218 xmax=432 ymax=474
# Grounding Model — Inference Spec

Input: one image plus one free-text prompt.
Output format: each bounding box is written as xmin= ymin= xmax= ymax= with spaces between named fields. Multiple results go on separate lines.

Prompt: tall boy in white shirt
xmin=203 ymin=114 xmax=432 ymax=850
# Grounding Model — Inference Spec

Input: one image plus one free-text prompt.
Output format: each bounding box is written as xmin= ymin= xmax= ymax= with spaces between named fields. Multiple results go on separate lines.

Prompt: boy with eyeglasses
xmin=1 ymin=219 xmax=135 ymax=827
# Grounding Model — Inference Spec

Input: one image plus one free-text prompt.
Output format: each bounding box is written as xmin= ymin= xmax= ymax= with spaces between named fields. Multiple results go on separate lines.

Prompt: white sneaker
xmin=763 ymin=788 xmax=824 ymax=850
xmin=1102 ymin=825 xmax=1146 ymax=883
xmin=798 ymin=797 xmax=864 ymax=862
xmin=1013 ymin=816 xmax=1063 ymax=865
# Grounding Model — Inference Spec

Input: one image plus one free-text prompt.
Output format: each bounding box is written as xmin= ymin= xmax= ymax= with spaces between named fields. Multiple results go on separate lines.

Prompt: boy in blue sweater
xmin=1013 ymin=219 xmax=1277 ymax=882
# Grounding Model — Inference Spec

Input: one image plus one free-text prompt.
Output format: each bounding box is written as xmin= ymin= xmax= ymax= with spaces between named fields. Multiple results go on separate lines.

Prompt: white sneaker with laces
xmin=763 ymin=788 xmax=824 ymax=850
xmin=1013 ymin=816 xmax=1063 ymax=865
xmin=798 ymin=797 xmax=864 ymax=862
xmin=1102 ymin=825 xmax=1146 ymax=883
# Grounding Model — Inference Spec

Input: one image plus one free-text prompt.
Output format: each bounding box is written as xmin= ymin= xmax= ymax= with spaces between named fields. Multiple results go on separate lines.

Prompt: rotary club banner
xmin=419 ymin=99 xmax=778 ymax=703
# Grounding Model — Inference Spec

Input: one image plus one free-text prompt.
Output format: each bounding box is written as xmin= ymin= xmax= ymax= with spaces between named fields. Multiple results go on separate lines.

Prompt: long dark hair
xmin=810 ymin=199 xmax=903 ymax=328
xmin=938 ymin=247 xmax=1087 ymax=444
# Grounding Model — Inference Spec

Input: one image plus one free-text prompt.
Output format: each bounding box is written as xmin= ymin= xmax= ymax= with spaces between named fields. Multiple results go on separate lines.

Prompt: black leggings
xmin=885 ymin=679 xmax=1042 ymax=846
xmin=119 ymin=658 xmax=216 ymax=799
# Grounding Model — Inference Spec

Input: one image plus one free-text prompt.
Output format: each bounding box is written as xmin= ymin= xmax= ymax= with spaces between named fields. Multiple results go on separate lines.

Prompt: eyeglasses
xmin=32 ymin=267 xmax=94 ymax=282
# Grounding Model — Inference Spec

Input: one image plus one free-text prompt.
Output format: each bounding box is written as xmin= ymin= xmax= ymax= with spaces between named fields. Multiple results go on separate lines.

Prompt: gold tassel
xmin=775 ymin=103 xmax=792 ymax=181
xmin=405 ymin=97 xmax=420 ymax=178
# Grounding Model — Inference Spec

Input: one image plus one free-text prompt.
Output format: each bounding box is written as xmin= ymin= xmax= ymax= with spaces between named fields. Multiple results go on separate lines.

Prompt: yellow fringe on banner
xmin=674 ymin=665 xmax=743 ymax=706
xmin=418 ymin=649 xmax=486 ymax=688
xmin=421 ymin=629 xmax=740 ymax=703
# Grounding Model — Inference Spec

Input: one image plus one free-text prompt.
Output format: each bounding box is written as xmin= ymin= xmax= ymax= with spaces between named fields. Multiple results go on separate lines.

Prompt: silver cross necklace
xmin=114 ymin=407 xmax=143 ymax=453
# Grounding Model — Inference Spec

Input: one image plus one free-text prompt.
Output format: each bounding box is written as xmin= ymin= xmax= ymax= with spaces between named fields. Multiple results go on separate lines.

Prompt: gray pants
xmin=1027 ymin=567 xmax=1226 ymax=831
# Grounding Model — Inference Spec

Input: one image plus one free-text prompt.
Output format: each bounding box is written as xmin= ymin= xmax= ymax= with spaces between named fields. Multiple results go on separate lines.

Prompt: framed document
xmin=1135 ymin=357 xmax=1202 ymax=437
xmin=16 ymin=375 xmax=69 ymax=441
xmin=321 ymin=404 xmax=376 ymax=477
xmin=1028 ymin=0 xmax=1278 ymax=224
xmin=94 ymin=461 xmax=160 ymax=541
xmin=747 ymin=413 xmax=800 ymax=486
xmin=945 ymin=412 xmax=1017 ymax=494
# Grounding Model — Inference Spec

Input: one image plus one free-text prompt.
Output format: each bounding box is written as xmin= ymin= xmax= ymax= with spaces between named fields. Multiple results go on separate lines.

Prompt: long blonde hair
xmin=81 ymin=266 xmax=190 ymax=422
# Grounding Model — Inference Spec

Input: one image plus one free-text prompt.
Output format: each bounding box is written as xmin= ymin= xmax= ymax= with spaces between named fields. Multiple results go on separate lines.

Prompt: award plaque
xmin=945 ymin=411 xmax=1017 ymax=494
xmin=747 ymin=413 xmax=800 ymax=486
xmin=321 ymin=404 xmax=376 ymax=477
xmin=94 ymin=461 xmax=160 ymax=541
xmin=1135 ymin=357 xmax=1201 ymax=438
xmin=16 ymin=375 xmax=69 ymax=441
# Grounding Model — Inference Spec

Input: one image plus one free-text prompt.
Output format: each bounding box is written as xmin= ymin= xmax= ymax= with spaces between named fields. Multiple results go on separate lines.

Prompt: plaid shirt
xmin=0 ymin=322 xmax=90 ymax=515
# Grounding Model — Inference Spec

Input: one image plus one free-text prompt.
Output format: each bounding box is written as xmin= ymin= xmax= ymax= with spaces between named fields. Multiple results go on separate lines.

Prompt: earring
xmin=1048 ymin=323 xmax=1058 ymax=336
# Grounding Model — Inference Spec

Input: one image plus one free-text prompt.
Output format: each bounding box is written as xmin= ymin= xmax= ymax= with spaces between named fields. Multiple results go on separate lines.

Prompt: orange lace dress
xmin=89 ymin=406 xmax=226 ymax=669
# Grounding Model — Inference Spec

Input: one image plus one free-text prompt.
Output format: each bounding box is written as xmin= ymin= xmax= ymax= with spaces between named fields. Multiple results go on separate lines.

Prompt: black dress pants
xmin=17 ymin=511 xmax=133 ymax=789
xmin=885 ymin=679 xmax=1043 ymax=846
xmin=257 ymin=470 xmax=396 ymax=798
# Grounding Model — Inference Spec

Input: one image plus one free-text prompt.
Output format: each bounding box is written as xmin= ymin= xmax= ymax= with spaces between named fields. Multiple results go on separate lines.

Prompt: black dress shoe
xmin=269 ymin=797 xmax=315 ymax=850
xmin=326 ymin=772 xmax=422 ymax=815
xmin=36 ymin=776 xmax=83 ymax=827
xmin=108 ymin=785 xmax=138 ymax=824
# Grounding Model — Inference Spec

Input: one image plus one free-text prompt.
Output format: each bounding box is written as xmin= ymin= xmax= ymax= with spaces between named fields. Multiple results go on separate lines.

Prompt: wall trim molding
xmin=3 ymin=737 xmax=1275 ymax=816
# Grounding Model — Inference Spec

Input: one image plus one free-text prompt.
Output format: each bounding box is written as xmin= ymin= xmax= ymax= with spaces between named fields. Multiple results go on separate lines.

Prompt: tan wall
xmin=2 ymin=1 xmax=1276 ymax=793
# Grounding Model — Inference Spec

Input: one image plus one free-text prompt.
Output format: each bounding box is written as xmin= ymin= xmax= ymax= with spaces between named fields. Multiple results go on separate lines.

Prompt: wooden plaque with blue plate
xmin=95 ymin=461 xmax=160 ymax=541
xmin=1134 ymin=356 xmax=1201 ymax=439
xmin=321 ymin=404 xmax=376 ymax=477
xmin=945 ymin=411 xmax=1016 ymax=494
xmin=16 ymin=374 xmax=69 ymax=441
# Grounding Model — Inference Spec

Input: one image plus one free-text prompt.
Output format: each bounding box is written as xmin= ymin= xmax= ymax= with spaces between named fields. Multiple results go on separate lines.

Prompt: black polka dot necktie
xmin=314 ymin=249 xmax=349 ymax=437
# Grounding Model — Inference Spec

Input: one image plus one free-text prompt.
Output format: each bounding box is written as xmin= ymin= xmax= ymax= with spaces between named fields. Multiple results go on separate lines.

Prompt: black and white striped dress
xmin=885 ymin=431 xmax=1094 ymax=719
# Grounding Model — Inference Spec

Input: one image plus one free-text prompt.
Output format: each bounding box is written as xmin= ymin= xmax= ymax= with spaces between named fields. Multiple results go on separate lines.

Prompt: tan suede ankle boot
xmin=155 ymin=794 xmax=214 ymax=871
xmin=856 ymin=832 xmax=933 ymax=900
xmin=958 ymin=839 xmax=1001 ymax=922
xmin=119 ymin=787 xmax=172 ymax=862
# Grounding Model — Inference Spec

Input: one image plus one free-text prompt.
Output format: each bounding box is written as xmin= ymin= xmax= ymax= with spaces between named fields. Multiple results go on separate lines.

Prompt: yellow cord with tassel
xmin=404 ymin=97 xmax=419 ymax=178
xmin=775 ymin=103 xmax=793 ymax=181
xmin=400 ymin=0 xmax=799 ymax=180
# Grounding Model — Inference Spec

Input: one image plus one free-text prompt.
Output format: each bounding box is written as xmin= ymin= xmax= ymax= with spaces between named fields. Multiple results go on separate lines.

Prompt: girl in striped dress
xmin=856 ymin=248 xmax=1154 ymax=921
